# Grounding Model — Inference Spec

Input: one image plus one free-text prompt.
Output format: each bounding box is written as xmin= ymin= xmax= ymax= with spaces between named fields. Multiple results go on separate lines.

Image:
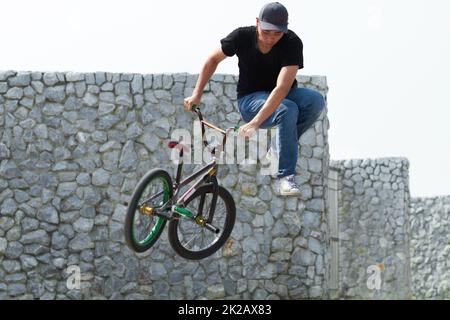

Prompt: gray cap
xmin=258 ymin=2 xmax=289 ymax=33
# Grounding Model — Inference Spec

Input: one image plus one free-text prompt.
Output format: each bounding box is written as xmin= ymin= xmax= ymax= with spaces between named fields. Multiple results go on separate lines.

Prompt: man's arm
xmin=239 ymin=65 xmax=299 ymax=137
xmin=184 ymin=48 xmax=228 ymax=111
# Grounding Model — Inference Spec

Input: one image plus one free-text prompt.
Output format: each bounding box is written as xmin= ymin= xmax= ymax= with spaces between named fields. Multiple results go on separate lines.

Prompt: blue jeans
xmin=237 ymin=87 xmax=325 ymax=178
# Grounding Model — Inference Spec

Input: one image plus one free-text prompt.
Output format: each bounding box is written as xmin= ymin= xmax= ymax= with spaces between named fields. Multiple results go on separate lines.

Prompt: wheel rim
xmin=177 ymin=191 xmax=227 ymax=252
xmin=132 ymin=177 xmax=170 ymax=246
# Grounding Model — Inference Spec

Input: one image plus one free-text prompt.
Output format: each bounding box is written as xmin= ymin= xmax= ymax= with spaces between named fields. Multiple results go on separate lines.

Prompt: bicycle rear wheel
xmin=124 ymin=169 xmax=173 ymax=253
xmin=168 ymin=185 xmax=236 ymax=260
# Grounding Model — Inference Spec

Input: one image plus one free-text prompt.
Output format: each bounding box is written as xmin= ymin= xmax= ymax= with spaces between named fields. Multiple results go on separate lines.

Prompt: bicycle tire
xmin=168 ymin=185 xmax=236 ymax=260
xmin=124 ymin=169 xmax=173 ymax=253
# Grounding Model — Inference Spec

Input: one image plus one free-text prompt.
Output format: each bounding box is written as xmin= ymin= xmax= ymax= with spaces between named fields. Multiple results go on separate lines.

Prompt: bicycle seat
xmin=168 ymin=141 xmax=190 ymax=153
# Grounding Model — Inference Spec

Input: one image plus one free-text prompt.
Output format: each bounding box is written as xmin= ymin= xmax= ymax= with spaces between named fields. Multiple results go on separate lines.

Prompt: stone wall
xmin=0 ymin=71 xmax=329 ymax=299
xmin=410 ymin=196 xmax=450 ymax=299
xmin=329 ymin=158 xmax=412 ymax=299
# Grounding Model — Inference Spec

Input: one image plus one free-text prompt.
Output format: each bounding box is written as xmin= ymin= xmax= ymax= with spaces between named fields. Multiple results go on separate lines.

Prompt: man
xmin=184 ymin=2 xmax=325 ymax=196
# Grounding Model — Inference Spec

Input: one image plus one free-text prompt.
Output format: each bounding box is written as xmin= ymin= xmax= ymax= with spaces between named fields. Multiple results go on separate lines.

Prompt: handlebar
xmin=191 ymin=104 xmax=240 ymax=154
xmin=192 ymin=104 xmax=240 ymax=132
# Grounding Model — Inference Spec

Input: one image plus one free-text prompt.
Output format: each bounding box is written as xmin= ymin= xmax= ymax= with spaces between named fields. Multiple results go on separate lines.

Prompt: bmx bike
xmin=124 ymin=106 xmax=239 ymax=260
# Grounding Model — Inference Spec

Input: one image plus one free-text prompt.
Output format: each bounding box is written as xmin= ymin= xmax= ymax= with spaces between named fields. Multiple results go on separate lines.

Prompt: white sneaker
xmin=279 ymin=175 xmax=301 ymax=196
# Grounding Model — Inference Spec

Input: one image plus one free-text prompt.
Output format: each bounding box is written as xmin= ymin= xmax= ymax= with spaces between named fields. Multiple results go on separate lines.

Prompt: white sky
xmin=1 ymin=0 xmax=449 ymax=197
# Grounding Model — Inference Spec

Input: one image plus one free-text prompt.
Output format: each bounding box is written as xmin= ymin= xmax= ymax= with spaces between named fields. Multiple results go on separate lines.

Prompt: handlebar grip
xmin=192 ymin=104 xmax=199 ymax=111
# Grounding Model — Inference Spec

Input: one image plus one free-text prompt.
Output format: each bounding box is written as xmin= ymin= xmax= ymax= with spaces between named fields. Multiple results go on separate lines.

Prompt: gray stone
xmin=306 ymin=199 xmax=324 ymax=212
xmin=34 ymin=124 xmax=48 ymax=139
xmin=116 ymin=95 xmax=133 ymax=107
xmin=118 ymin=141 xmax=138 ymax=172
xmin=5 ymin=241 xmax=24 ymax=259
xmin=150 ymin=262 xmax=167 ymax=279
xmin=43 ymin=73 xmax=59 ymax=85
xmin=6 ymin=227 xmax=21 ymax=241
xmin=115 ymin=82 xmax=130 ymax=95
xmin=240 ymin=196 xmax=268 ymax=214
xmin=0 ymin=217 xmax=15 ymax=233
xmin=82 ymin=187 xmax=102 ymax=206
xmin=98 ymin=103 xmax=115 ymax=116
xmin=292 ymin=248 xmax=316 ymax=266
xmin=8 ymin=284 xmax=26 ymax=297
xmin=44 ymin=86 xmax=65 ymax=102
xmin=56 ymin=182 xmax=77 ymax=198
xmin=112 ymin=205 xmax=127 ymax=223
xmin=3 ymin=260 xmax=21 ymax=273
xmin=37 ymin=206 xmax=59 ymax=224
xmin=126 ymin=123 xmax=143 ymax=139
xmin=5 ymin=87 xmax=23 ymax=99
xmin=0 ymin=82 xmax=8 ymax=93
xmin=109 ymin=221 xmax=123 ymax=242
xmin=31 ymin=80 xmax=44 ymax=94
xmin=99 ymin=92 xmax=115 ymax=103
xmin=0 ymin=143 xmax=10 ymax=158
xmin=85 ymin=73 xmax=96 ymax=84
xmin=92 ymin=256 xmax=112 ymax=277
xmin=162 ymin=74 xmax=173 ymax=89
xmin=66 ymin=72 xmax=85 ymax=82
xmin=308 ymin=159 xmax=323 ymax=173
xmin=98 ymin=115 xmax=120 ymax=130
xmin=51 ymin=232 xmax=69 ymax=250
xmin=95 ymin=72 xmax=106 ymax=85
xmin=309 ymin=286 xmax=322 ymax=298
xmin=21 ymin=230 xmax=50 ymax=246
xmin=0 ymin=238 xmax=8 ymax=254
xmin=43 ymin=103 xmax=64 ymax=116
xmin=272 ymin=238 xmax=293 ymax=252
xmin=74 ymin=218 xmax=94 ymax=233
xmin=303 ymin=211 xmax=320 ymax=228
xmin=92 ymin=168 xmax=110 ymax=186
xmin=272 ymin=220 xmax=289 ymax=237
xmin=83 ymin=93 xmax=98 ymax=107
xmin=131 ymin=75 xmax=143 ymax=94
xmin=0 ymin=160 xmax=21 ymax=179
xmin=308 ymin=238 xmax=322 ymax=254
xmin=20 ymin=255 xmax=38 ymax=270
xmin=154 ymin=90 xmax=171 ymax=101
xmin=224 ymin=84 xmax=236 ymax=99
xmin=300 ymin=129 xmax=316 ymax=146
xmin=242 ymin=237 xmax=259 ymax=253
xmin=0 ymin=70 xmax=16 ymax=81
xmin=69 ymin=234 xmax=94 ymax=251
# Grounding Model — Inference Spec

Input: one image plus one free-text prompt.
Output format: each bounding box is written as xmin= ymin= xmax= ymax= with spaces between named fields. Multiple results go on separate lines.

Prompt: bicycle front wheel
xmin=124 ymin=169 xmax=173 ymax=253
xmin=168 ymin=185 xmax=236 ymax=260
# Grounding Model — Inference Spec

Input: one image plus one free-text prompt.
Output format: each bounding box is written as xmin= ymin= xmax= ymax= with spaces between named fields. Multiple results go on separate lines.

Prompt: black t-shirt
xmin=221 ymin=26 xmax=304 ymax=98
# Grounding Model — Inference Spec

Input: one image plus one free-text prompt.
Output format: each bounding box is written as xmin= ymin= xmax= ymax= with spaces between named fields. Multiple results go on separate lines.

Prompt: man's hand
xmin=239 ymin=121 xmax=260 ymax=138
xmin=184 ymin=95 xmax=201 ymax=111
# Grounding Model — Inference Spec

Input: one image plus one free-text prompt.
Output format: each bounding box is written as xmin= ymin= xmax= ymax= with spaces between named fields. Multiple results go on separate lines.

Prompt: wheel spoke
xmin=183 ymin=233 xmax=201 ymax=247
xmin=131 ymin=175 xmax=170 ymax=245
xmin=176 ymin=190 xmax=227 ymax=252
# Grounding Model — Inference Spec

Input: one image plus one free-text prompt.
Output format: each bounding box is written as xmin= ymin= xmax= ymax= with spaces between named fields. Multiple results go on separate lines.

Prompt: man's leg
xmin=267 ymin=88 xmax=325 ymax=172
xmin=285 ymin=87 xmax=326 ymax=140
xmin=238 ymin=92 xmax=299 ymax=178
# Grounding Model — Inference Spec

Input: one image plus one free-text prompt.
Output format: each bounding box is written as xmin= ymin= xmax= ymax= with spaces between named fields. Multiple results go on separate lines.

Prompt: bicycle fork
xmin=172 ymin=169 xmax=221 ymax=235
